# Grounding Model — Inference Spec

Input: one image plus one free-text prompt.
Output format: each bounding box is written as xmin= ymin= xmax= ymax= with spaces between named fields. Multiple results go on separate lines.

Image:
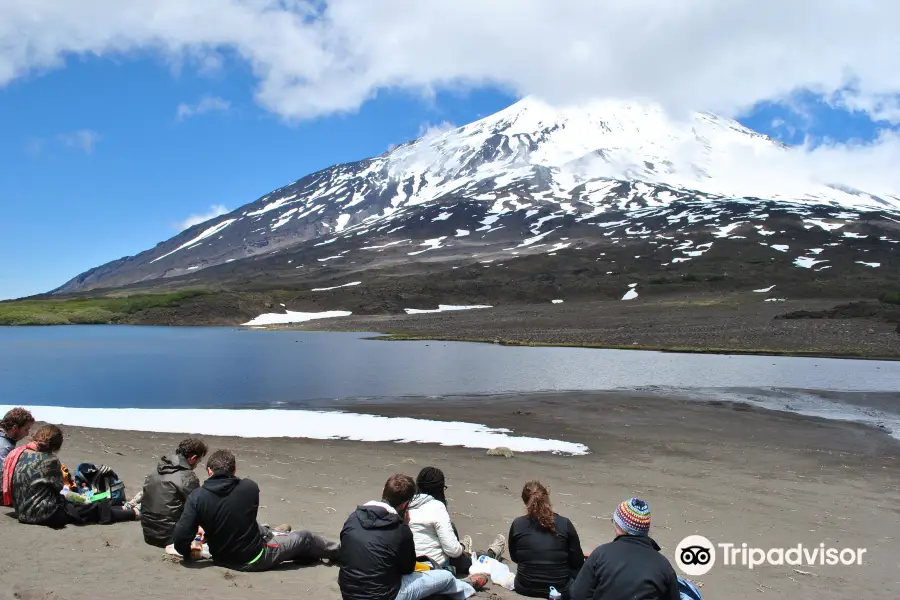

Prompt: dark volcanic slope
xmin=54 ymin=97 xmax=900 ymax=304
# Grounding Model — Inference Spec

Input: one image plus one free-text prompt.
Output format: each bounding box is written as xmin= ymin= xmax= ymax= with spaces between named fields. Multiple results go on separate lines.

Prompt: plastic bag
xmin=165 ymin=543 xmax=212 ymax=560
xmin=469 ymin=554 xmax=515 ymax=590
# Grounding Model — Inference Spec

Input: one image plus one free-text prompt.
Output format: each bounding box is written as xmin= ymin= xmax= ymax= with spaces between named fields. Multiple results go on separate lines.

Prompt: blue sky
xmin=0 ymin=58 xmax=896 ymax=300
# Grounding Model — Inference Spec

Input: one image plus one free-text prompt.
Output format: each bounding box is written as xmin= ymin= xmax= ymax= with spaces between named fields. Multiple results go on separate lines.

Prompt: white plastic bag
xmin=470 ymin=554 xmax=515 ymax=590
xmin=165 ymin=543 xmax=212 ymax=560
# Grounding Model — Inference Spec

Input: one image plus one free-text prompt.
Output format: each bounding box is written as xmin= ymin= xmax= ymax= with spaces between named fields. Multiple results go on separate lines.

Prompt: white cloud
xmin=56 ymin=130 xmax=100 ymax=153
xmin=176 ymin=96 xmax=230 ymax=121
xmin=2 ymin=1 xmax=899 ymax=122
xmin=2 ymin=1 xmax=900 ymax=191
xmin=175 ymin=204 xmax=230 ymax=231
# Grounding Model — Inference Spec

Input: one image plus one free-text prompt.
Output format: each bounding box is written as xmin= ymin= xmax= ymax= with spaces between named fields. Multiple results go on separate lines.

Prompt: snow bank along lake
xmin=1 ymin=326 xmax=898 ymax=448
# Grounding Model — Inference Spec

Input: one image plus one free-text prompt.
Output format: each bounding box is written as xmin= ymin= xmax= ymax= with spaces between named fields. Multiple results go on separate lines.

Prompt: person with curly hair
xmin=4 ymin=424 xmax=138 ymax=527
xmin=139 ymin=437 xmax=209 ymax=547
xmin=508 ymin=481 xmax=585 ymax=598
xmin=0 ymin=407 xmax=35 ymax=468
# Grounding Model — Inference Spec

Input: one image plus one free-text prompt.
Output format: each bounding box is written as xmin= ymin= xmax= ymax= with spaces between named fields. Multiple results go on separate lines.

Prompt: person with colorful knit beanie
xmin=569 ymin=498 xmax=680 ymax=600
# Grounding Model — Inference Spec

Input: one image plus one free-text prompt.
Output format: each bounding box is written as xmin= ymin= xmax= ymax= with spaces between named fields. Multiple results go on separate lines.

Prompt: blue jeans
xmin=396 ymin=570 xmax=476 ymax=600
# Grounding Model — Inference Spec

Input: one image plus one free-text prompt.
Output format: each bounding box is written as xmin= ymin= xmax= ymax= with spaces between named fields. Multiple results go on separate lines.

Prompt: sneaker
xmin=273 ymin=524 xmax=292 ymax=533
xmin=464 ymin=573 xmax=489 ymax=592
xmin=461 ymin=535 xmax=473 ymax=555
xmin=487 ymin=534 xmax=506 ymax=560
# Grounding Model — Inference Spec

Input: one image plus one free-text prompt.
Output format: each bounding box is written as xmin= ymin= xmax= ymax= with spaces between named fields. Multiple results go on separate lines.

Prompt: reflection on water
xmin=0 ymin=326 xmax=898 ymax=415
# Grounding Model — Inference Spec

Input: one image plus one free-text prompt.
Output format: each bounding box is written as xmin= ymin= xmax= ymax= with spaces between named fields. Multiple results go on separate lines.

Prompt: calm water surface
xmin=1 ymin=326 xmax=898 ymax=411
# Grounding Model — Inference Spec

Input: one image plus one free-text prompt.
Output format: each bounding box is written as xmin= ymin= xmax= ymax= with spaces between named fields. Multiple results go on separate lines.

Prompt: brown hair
xmin=522 ymin=480 xmax=556 ymax=534
xmin=1 ymin=407 xmax=35 ymax=431
xmin=176 ymin=438 xmax=208 ymax=460
xmin=382 ymin=474 xmax=417 ymax=509
xmin=206 ymin=449 xmax=236 ymax=475
xmin=31 ymin=424 xmax=64 ymax=453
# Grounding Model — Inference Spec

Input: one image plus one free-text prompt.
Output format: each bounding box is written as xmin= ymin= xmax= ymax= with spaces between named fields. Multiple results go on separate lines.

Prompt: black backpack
xmin=74 ymin=463 xmax=126 ymax=506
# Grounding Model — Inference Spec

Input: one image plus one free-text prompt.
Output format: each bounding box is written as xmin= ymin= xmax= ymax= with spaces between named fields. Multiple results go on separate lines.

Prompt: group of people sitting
xmin=1 ymin=409 xmax=139 ymax=527
xmin=1 ymin=408 xmax=694 ymax=600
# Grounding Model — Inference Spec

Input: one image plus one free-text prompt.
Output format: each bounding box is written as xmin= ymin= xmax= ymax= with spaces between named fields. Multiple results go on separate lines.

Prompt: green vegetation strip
xmin=0 ymin=290 xmax=210 ymax=325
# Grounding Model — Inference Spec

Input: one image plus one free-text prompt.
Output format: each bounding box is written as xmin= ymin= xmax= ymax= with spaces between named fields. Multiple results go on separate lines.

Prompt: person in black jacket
xmin=569 ymin=498 xmax=680 ymax=600
xmin=508 ymin=481 xmax=585 ymax=598
xmin=172 ymin=449 xmax=340 ymax=571
xmin=140 ymin=437 xmax=208 ymax=547
xmin=338 ymin=474 xmax=487 ymax=600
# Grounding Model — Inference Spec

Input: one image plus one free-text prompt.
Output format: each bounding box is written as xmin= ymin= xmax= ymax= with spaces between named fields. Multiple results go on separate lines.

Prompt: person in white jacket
xmin=408 ymin=467 xmax=506 ymax=575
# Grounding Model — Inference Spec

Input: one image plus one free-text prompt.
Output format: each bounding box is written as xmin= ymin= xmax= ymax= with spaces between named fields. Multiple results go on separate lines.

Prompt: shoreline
xmin=2 ymin=391 xmax=899 ymax=599
xmin=5 ymin=294 xmax=900 ymax=360
xmin=361 ymin=332 xmax=900 ymax=361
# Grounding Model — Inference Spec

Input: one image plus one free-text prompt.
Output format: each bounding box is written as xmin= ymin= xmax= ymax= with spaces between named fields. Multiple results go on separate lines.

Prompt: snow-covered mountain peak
xmin=378 ymin=96 xmax=897 ymax=212
xmin=55 ymin=96 xmax=900 ymax=295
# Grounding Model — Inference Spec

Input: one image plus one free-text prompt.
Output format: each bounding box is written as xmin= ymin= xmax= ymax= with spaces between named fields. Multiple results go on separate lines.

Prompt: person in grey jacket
xmin=0 ymin=407 xmax=35 ymax=468
xmin=140 ymin=438 xmax=208 ymax=547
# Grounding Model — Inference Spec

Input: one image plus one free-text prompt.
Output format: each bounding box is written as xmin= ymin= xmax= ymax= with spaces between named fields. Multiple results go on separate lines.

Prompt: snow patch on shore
xmin=404 ymin=305 xmax=492 ymax=315
xmin=242 ymin=310 xmax=352 ymax=326
xmin=0 ymin=405 xmax=589 ymax=455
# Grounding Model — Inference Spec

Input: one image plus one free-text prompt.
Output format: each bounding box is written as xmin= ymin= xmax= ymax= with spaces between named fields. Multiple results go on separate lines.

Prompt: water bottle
xmin=549 ymin=586 xmax=562 ymax=600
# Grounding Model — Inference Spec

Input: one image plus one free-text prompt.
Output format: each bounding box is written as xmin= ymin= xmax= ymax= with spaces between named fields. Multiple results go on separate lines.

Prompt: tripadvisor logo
xmin=674 ymin=535 xmax=867 ymax=576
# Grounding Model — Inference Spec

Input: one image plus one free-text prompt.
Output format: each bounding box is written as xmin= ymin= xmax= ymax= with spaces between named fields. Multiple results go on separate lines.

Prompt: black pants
xmin=236 ymin=526 xmax=341 ymax=572
xmin=44 ymin=501 xmax=135 ymax=528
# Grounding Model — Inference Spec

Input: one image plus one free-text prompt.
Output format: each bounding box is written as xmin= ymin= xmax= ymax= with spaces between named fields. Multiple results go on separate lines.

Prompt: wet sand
xmin=2 ymin=392 xmax=899 ymax=600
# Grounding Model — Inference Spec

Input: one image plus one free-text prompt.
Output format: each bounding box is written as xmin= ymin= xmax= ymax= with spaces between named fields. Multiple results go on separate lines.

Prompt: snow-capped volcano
xmin=386 ymin=96 xmax=897 ymax=210
xmin=55 ymin=97 xmax=899 ymax=296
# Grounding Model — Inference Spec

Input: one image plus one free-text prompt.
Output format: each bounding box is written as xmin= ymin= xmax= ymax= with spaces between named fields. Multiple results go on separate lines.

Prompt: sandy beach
xmin=2 ymin=392 xmax=899 ymax=600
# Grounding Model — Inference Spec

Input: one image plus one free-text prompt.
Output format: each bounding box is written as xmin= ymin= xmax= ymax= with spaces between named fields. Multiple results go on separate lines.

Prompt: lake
xmin=1 ymin=325 xmax=898 ymax=408
xmin=1 ymin=326 xmax=899 ymax=443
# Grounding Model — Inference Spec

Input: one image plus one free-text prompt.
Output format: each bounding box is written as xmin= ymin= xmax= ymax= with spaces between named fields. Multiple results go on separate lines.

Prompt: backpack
xmin=74 ymin=463 xmax=126 ymax=506
xmin=678 ymin=576 xmax=703 ymax=600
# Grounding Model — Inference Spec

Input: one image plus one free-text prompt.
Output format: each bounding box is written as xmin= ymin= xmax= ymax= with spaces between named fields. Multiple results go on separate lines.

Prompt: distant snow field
xmin=311 ymin=281 xmax=362 ymax=291
xmin=243 ymin=310 xmax=352 ymax=326
xmin=622 ymin=283 xmax=639 ymax=300
xmin=404 ymin=305 xmax=493 ymax=315
xmin=0 ymin=405 xmax=589 ymax=455
xmin=794 ymin=256 xmax=828 ymax=269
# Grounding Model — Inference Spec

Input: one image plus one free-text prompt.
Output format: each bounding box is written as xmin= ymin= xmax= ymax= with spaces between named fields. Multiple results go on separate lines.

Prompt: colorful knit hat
xmin=613 ymin=498 xmax=651 ymax=536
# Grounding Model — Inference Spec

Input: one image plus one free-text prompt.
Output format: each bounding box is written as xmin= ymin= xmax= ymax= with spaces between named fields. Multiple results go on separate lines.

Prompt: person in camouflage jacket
xmin=11 ymin=425 xmax=66 ymax=524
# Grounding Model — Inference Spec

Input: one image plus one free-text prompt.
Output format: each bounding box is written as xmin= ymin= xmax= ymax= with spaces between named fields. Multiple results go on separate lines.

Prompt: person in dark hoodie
xmin=172 ymin=449 xmax=340 ymax=571
xmin=569 ymin=498 xmax=680 ymax=600
xmin=140 ymin=437 xmax=208 ymax=547
xmin=338 ymin=474 xmax=487 ymax=600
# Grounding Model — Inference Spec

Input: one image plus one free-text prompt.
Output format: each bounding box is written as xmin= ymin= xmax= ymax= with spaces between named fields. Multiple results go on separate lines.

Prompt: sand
xmin=2 ymin=392 xmax=899 ymax=600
